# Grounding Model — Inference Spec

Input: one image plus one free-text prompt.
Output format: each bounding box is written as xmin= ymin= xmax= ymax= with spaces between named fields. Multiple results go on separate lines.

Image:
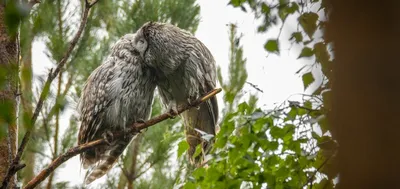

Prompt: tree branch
xmin=0 ymin=1 xmax=98 ymax=188
xmin=303 ymin=150 xmax=335 ymax=188
xmin=27 ymin=0 xmax=40 ymax=10
xmin=23 ymin=88 xmax=222 ymax=189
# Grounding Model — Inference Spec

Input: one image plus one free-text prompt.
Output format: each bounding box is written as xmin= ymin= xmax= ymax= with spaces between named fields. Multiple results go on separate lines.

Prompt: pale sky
xmin=30 ymin=0 xmax=313 ymax=187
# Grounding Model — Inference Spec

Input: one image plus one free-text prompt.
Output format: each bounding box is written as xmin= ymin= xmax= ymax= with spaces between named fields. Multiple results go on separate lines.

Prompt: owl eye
xmin=138 ymin=39 xmax=144 ymax=44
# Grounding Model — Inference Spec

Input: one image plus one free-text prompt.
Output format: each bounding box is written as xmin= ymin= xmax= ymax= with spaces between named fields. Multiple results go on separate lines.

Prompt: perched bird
xmin=77 ymin=33 xmax=156 ymax=184
xmin=132 ymin=22 xmax=218 ymax=166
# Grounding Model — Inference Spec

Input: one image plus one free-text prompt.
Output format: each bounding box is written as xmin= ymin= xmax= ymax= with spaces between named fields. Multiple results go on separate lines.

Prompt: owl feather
xmin=78 ymin=33 xmax=156 ymax=184
xmin=133 ymin=22 xmax=219 ymax=166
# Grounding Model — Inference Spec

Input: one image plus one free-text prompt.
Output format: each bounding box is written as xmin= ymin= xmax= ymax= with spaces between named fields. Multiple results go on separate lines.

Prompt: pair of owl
xmin=77 ymin=22 xmax=218 ymax=184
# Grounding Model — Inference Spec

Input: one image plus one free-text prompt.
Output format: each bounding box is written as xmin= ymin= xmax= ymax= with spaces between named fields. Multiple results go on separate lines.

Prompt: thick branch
xmin=0 ymin=1 xmax=98 ymax=188
xmin=23 ymin=88 xmax=222 ymax=189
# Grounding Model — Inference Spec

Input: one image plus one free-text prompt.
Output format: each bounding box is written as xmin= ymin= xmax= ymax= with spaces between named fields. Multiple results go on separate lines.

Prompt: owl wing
xmin=78 ymin=59 xmax=116 ymax=144
xmin=192 ymin=43 xmax=219 ymax=128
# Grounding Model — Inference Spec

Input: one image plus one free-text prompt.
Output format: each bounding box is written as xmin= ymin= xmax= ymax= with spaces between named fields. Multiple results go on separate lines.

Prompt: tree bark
xmin=0 ymin=2 xmax=19 ymax=189
xmin=328 ymin=0 xmax=400 ymax=188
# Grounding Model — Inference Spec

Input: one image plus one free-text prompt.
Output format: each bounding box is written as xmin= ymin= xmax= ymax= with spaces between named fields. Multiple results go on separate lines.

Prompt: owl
xmin=77 ymin=33 xmax=156 ymax=184
xmin=132 ymin=22 xmax=218 ymax=166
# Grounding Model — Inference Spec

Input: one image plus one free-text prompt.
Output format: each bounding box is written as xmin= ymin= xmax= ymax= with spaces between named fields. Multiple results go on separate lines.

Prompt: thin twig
xmin=118 ymin=165 xmax=131 ymax=181
xmin=132 ymin=159 xmax=159 ymax=180
xmin=23 ymin=88 xmax=222 ymax=189
xmin=0 ymin=1 xmax=97 ymax=188
xmin=246 ymin=81 xmax=264 ymax=93
xmin=134 ymin=155 xmax=152 ymax=175
xmin=303 ymin=150 xmax=335 ymax=188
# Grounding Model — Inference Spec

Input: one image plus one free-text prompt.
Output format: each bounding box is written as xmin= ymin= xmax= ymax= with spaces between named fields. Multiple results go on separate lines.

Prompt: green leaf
xmin=276 ymin=166 xmax=289 ymax=178
xmin=288 ymin=140 xmax=301 ymax=154
xmin=183 ymin=181 xmax=196 ymax=189
xmin=264 ymin=39 xmax=279 ymax=54
xmin=258 ymin=25 xmax=268 ymax=32
xmin=287 ymin=2 xmax=299 ymax=14
xmin=298 ymin=47 xmax=314 ymax=59
xmin=312 ymin=131 xmax=321 ymax=140
xmin=285 ymin=107 xmax=297 ymax=121
xmin=261 ymin=3 xmax=270 ymax=14
xmin=298 ymin=12 xmax=319 ymax=38
xmin=314 ymin=42 xmax=330 ymax=64
xmin=269 ymin=141 xmax=279 ymax=151
xmin=304 ymin=100 xmax=312 ymax=109
xmin=289 ymin=32 xmax=303 ymax=43
xmin=193 ymin=144 xmax=203 ymax=158
xmin=252 ymin=117 xmax=270 ymax=133
xmin=278 ymin=2 xmax=299 ymax=20
xmin=270 ymin=126 xmax=284 ymax=139
xmin=318 ymin=115 xmax=329 ymax=134
xmin=178 ymin=140 xmax=189 ymax=158
xmin=192 ymin=167 xmax=206 ymax=179
xmin=230 ymin=0 xmax=246 ymax=7
xmin=302 ymin=72 xmax=315 ymax=91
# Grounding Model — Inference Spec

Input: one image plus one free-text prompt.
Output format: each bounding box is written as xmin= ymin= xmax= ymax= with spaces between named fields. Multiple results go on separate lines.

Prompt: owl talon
xmin=136 ymin=119 xmax=146 ymax=123
xmin=187 ymin=95 xmax=200 ymax=109
xmin=167 ymin=107 xmax=178 ymax=119
xmin=102 ymin=131 xmax=114 ymax=145
xmin=186 ymin=97 xmax=194 ymax=106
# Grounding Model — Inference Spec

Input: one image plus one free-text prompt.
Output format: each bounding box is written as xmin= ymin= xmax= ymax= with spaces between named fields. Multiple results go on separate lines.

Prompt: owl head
xmin=132 ymin=22 xmax=193 ymax=75
xmin=108 ymin=33 xmax=148 ymax=64
xmin=109 ymin=33 xmax=137 ymax=54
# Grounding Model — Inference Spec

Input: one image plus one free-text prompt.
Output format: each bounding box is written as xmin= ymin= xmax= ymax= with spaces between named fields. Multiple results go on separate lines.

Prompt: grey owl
xmin=132 ymin=22 xmax=219 ymax=166
xmin=78 ymin=33 xmax=156 ymax=184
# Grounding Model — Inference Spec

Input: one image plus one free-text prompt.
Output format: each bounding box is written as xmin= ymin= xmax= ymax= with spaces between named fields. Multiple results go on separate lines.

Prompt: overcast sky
xmin=30 ymin=0 xmax=311 ymax=187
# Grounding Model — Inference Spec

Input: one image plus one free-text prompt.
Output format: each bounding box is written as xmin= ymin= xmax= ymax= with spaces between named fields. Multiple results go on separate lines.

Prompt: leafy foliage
xmin=181 ymin=0 xmax=337 ymax=188
xmin=218 ymin=24 xmax=249 ymax=113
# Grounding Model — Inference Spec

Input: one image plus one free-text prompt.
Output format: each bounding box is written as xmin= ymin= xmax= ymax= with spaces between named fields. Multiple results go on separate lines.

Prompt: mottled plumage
xmin=78 ymin=33 xmax=156 ymax=184
xmin=133 ymin=22 xmax=218 ymax=166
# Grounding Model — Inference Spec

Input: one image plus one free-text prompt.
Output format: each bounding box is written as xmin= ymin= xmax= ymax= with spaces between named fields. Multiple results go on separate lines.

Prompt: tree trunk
xmin=20 ymin=17 xmax=35 ymax=186
xmin=127 ymin=134 xmax=142 ymax=189
xmin=117 ymin=134 xmax=143 ymax=189
xmin=328 ymin=0 xmax=400 ymax=188
xmin=0 ymin=2 xmax=19 ymax=189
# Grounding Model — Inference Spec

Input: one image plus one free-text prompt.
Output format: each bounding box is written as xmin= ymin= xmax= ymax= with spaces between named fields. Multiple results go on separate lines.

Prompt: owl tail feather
xmin=182 ymin=101 xmax=217 ymax=167
xmin=84 ymin=136 xmax=133 ymax=185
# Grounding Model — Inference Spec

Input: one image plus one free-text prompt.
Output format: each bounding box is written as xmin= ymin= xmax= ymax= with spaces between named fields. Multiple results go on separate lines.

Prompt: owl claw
xmin=136 ymin=119 xmax=146 ymax=123
xmin=167 ymin=106 xmax=179 ymax=119
xmin=102 ymin=131 xmax=114 ymax=145
xmin=187 ymin=95 xmax=199 ymax=109
xmin=186 ymin=97 xmax=194 ymax=106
